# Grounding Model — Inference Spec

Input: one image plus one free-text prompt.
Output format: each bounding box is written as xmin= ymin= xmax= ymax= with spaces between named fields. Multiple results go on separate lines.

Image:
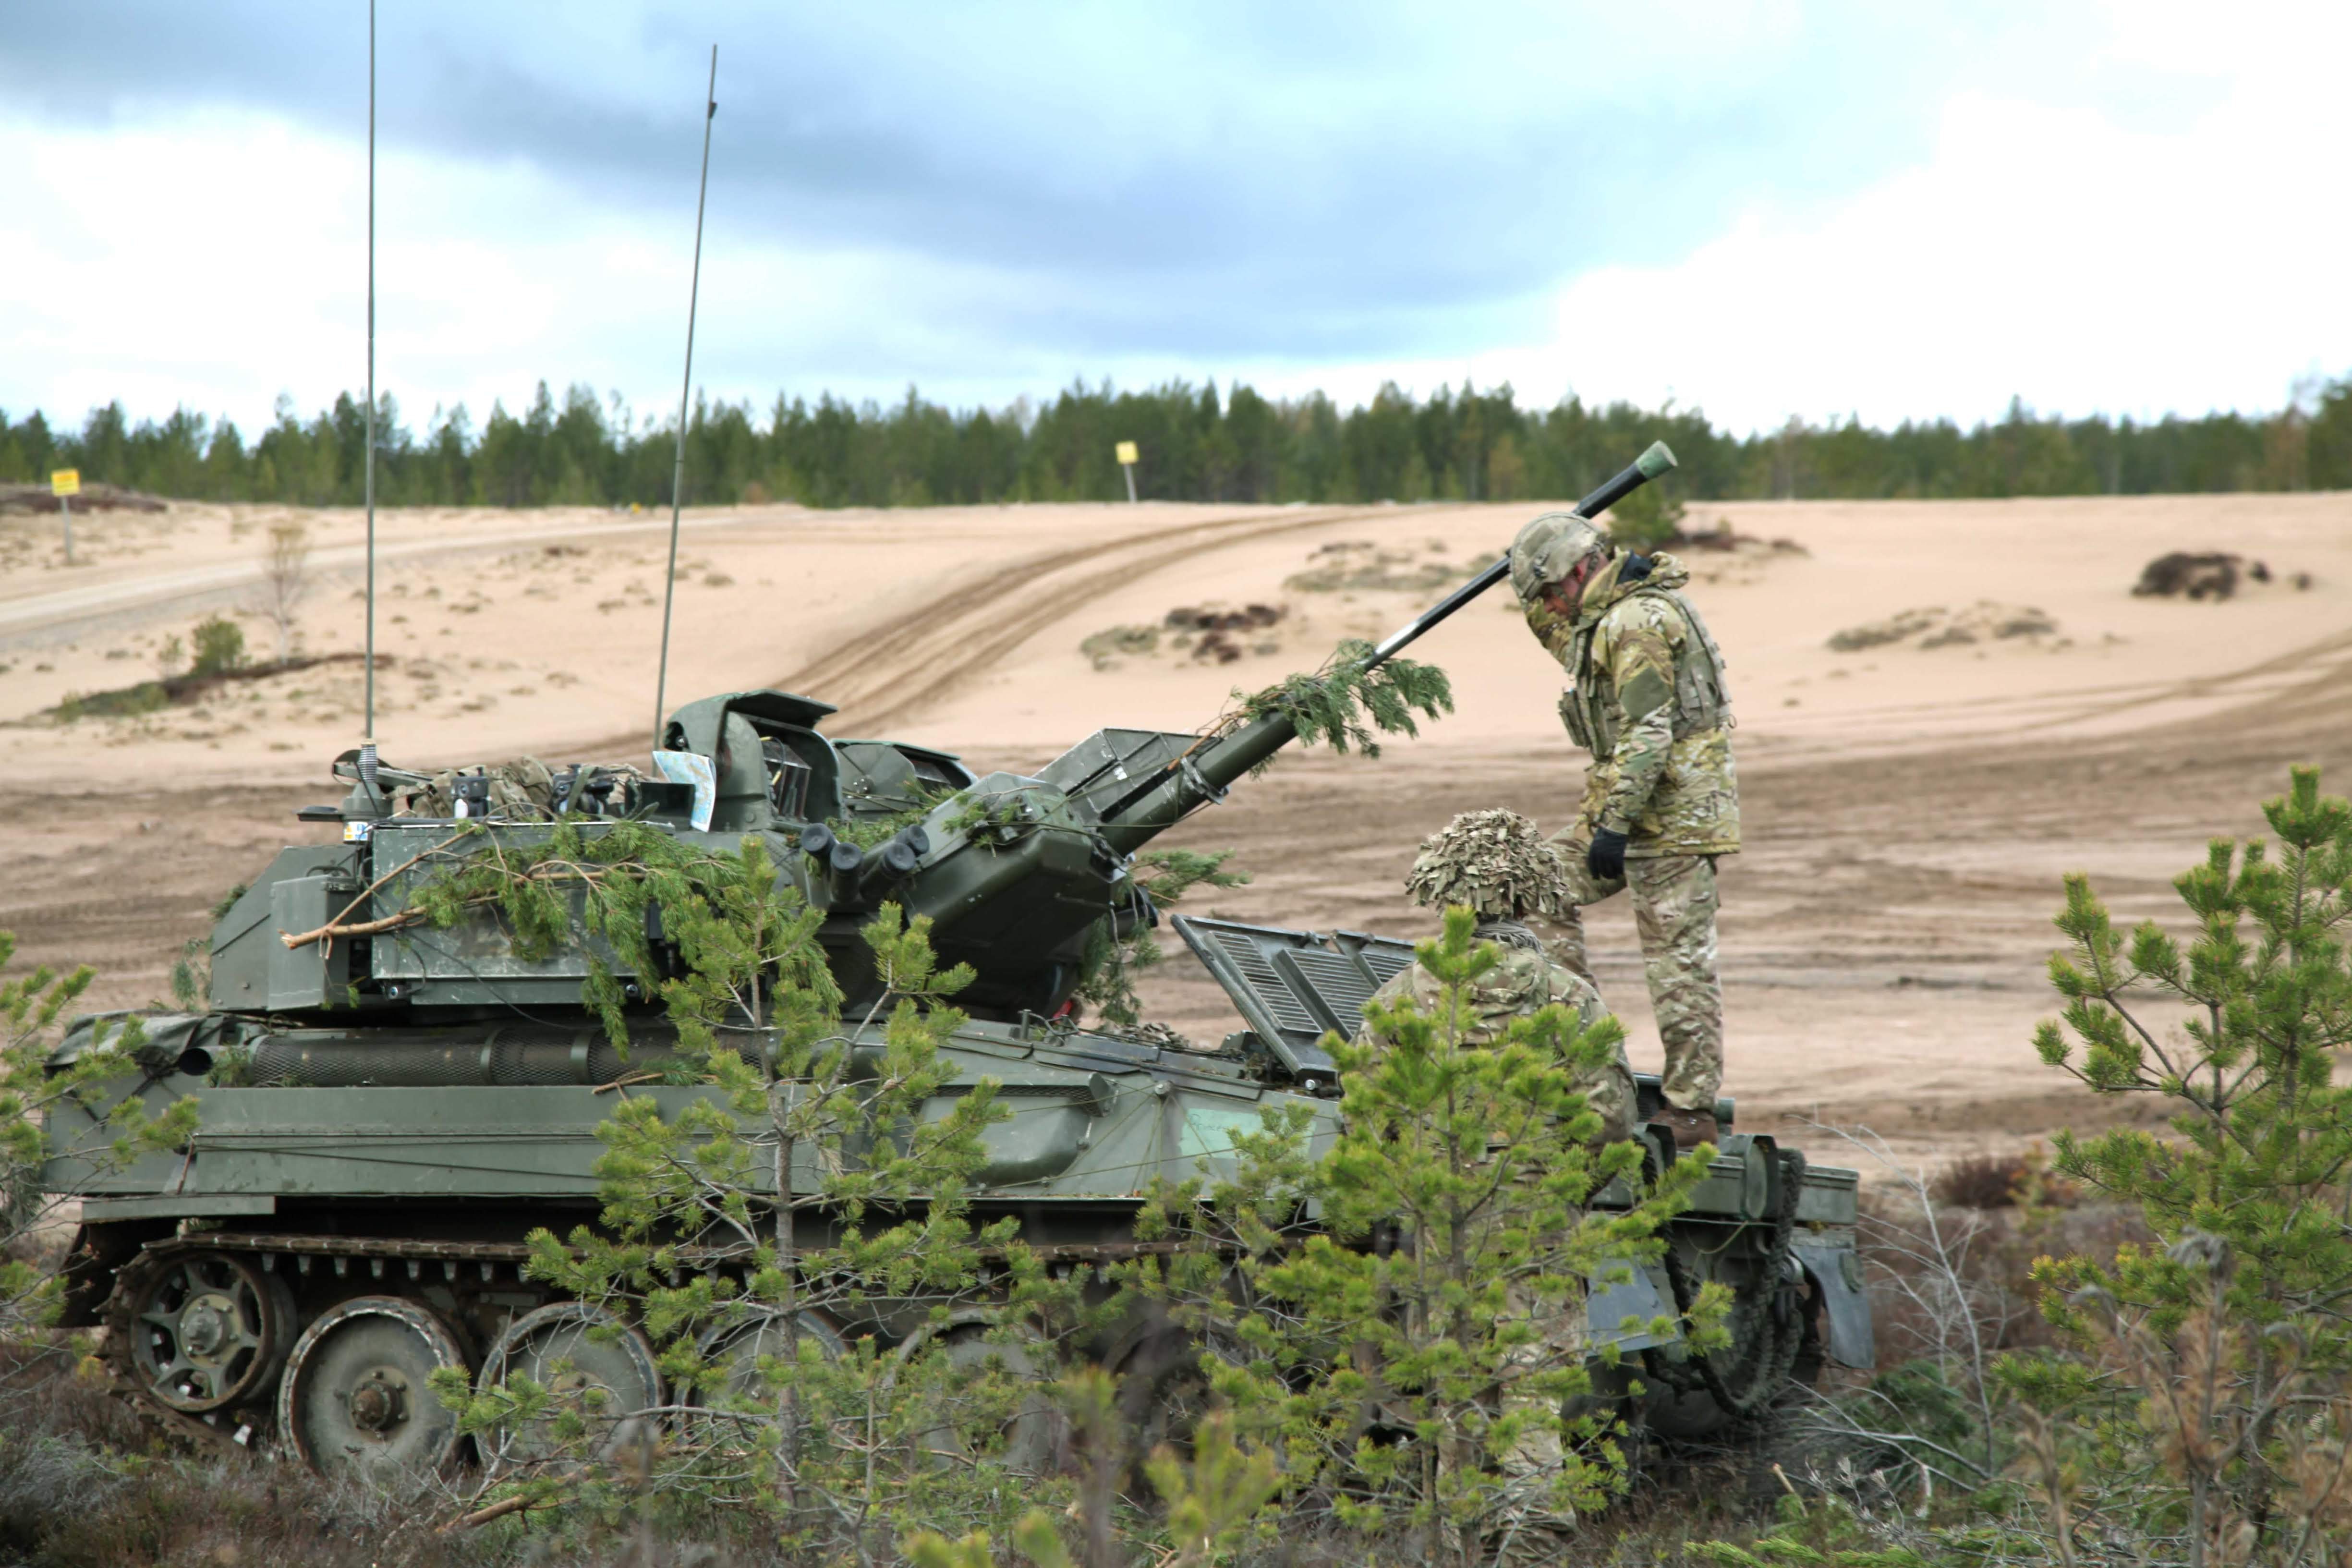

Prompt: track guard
xmin=1586 ymin=1258 xmax=1679 ymax=1355
xmin=1791 ymin=1240 xmax=1875 ymax=1369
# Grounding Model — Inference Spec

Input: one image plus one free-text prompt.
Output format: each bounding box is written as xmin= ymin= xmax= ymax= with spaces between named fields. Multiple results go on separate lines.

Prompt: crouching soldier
xmin=1510 ymin=511 xmax=1739 ymax=1149
xmin=1353 ymin=808 xmax=1637 ymax=1498
xmin=1359 ymin=807 xmax=1637 ymax=1144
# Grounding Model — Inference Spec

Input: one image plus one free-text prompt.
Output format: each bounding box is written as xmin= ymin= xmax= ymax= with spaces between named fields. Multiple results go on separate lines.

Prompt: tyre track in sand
xmin=2023 ymin=621 xmax=2352 ymax=740
xmin=768 ymin=505 xmax=1401 ymax=734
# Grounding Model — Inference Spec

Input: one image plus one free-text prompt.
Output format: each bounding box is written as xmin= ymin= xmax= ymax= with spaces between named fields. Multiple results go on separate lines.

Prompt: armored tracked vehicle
xmin=44 ymin=452 xmax=1871 ymax=1473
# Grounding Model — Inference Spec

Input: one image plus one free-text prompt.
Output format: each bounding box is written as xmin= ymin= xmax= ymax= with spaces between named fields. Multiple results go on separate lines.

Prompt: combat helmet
xmin=1508 ymin=511 xmax=1610 ymax=604
xmin=1405 ymin=808 xmax=1568 ymax=921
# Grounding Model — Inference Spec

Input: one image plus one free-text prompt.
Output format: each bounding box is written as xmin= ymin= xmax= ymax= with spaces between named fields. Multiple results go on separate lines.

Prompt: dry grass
xmin=0 ymin=1326 xmax=1819 ymax=1568
xmin=0 ymin=1340 xmax=799 ymax=1568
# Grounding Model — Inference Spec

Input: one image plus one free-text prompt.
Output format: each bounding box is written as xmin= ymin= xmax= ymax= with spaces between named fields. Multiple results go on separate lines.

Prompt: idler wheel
xmin=123 ymin=1252 xmax=290 ymax=1413
xmin=276 ymin=1295 xmax=469 ymax=1476
xmin=476 ymin=1301 xmax=663 ymax=1476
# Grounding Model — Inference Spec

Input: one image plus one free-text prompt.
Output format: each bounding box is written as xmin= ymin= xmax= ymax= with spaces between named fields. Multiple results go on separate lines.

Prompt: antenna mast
xmin=652 ymin=46 xmax=718 ymax=750
xmin=363 ymin=0 xmax=378 ymax=745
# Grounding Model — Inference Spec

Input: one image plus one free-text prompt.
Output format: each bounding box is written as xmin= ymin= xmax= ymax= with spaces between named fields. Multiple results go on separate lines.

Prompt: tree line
xmin=4 ymin=372 xmax=2351 ymax=511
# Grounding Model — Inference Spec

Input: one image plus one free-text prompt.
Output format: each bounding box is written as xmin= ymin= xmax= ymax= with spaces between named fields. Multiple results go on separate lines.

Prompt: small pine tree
xmin=1606 ymin=482 xmax=1686 ymax=552
xmin=415 ymin=826 xmax=1059 ymax=1552
xmin=1138 ymin=909 xmax=1716 ymax=1565
xmin=2 ymin=934 xmax=199 ymax=1338
xmin=188 ymin=614 xmax=245 ymax=676
xmin=2003 ymin=766 xmax=2352 ymax=1564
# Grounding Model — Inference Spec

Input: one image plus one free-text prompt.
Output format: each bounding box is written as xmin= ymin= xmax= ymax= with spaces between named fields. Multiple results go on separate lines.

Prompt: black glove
xmin=1586 ymin=827 xmax=1629 ymax=882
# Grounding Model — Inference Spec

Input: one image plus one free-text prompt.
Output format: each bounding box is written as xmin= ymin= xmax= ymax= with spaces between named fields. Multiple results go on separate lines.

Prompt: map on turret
xmin=1170 ymin=915 xmax=1417 ymax=1083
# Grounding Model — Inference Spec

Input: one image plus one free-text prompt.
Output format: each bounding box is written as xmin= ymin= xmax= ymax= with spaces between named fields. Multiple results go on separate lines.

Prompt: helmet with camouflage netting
xmin=1405 ymin=808 xmax=1568 ymax=920
xmin=1508 ymin=511 xmax=1610 ymax=604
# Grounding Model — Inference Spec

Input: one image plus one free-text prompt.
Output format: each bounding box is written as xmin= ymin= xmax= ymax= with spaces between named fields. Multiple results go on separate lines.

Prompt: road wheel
xmin=476 ymin=1301 xmax=663 ymax=1476
xmin=276 ymin=1295 xmax=469 ymax=1476
xmin=914 ymin=1323 xmax=1062 ymax=1474
xmin=1116 ymin=1328 xmax=1250 ymax=1469
xmin=685 ymin=1309 xmax=847 ymax=1444
xmin=121 ymin=1251 xmax=291 ymax=1414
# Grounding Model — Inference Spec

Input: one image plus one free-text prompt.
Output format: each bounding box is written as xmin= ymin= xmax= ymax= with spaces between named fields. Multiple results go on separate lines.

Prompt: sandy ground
xmin=5 ymin=489 xmax=2350 ymax=1176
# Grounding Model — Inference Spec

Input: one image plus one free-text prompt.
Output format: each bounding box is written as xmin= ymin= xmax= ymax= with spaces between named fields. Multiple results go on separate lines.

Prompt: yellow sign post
xmin=49 ymin=469 xmax=80 ymax=563
xmin=1114 ymin=441 xmax=1139 ymax=503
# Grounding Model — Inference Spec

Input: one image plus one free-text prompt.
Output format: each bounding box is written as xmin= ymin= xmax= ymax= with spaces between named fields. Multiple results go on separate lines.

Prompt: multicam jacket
xmin=1355 ymin=935 xmax=1635 ymax=1144
xmin=1523 ymin=551 xmax=1740 ymax=857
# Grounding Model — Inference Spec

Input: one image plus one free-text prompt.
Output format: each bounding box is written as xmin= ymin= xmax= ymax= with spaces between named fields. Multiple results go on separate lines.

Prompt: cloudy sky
xmin=1 ymin=0 xmax=2345 ymax=439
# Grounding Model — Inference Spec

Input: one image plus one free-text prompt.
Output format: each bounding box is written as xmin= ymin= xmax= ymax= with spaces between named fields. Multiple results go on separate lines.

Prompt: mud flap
xmin=1792 ymin=1241 xmax=1876 ymax=1369
xmin=1585 ymin=1258 xmax=1679 ymax=1355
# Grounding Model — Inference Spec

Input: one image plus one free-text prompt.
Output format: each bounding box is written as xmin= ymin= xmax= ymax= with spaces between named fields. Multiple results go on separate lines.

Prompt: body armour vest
xmin=1559 ymin=583 xmax=1734 ymax=755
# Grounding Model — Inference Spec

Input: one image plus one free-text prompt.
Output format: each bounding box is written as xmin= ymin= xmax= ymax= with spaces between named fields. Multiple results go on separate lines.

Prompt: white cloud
xmin=1540 ymin=85 xmax=2350 ymax=432
xmin=1235 ymin=2 xmax=2352 ymax=432
xmin=0 ymin=105 xmax=1087 ymax=433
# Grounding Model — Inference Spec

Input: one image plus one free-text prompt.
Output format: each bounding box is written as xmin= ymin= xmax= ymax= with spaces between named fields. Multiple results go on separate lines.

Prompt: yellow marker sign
xmin=1114 ymin=441 xmax=1138 ymax=466
xmin=49 ymin=468 xmax=80 ymax=498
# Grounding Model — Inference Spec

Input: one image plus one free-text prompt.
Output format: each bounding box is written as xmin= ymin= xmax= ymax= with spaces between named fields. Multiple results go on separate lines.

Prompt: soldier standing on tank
xmin=1353 ymin=808 xmax=1637 ymax=1496
xmin=1509 ymin=511 xmax=1739 ymax=1150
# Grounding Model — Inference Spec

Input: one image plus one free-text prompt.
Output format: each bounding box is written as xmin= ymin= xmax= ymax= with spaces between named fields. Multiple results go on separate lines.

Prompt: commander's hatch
xmin=1171 ymin=915 xmax=1418 ymax=1088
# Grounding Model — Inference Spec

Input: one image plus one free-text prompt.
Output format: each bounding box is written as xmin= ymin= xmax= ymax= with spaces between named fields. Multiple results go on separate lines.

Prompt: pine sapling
xmin=2004 ymin=766 xmax=2352 ymax=1565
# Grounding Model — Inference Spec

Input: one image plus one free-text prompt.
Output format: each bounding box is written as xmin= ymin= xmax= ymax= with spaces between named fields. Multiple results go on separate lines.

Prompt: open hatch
xmin=1169 ymin=914 xmax=1416 ymax=1089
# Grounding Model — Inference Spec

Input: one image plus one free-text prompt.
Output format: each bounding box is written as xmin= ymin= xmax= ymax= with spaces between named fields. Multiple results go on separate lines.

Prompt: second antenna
xmin=652 ymin=46 xmax=719 ymax=751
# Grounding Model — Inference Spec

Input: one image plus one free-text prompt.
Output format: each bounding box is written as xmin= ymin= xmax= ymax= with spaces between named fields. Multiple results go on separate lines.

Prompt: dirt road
xmin=767 ymin=505 xmax=1392 ymax=734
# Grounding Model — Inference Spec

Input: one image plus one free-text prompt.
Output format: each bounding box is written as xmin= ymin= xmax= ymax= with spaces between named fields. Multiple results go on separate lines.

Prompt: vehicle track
xmin=770 ymin=504 xmax=1399 ymax=733
xmin=1736 ymin=621 xmax=2352 ymax=762
xmin=2024 ymin=621 xmax=2352 ymax=735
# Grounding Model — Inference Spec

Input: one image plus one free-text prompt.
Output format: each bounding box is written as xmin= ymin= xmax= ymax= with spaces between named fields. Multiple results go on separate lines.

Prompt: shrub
xmin=1135 ymin=908 xmax=1717 ymax=1564
xmin=189 ymin=614 xmax=245 ymax=675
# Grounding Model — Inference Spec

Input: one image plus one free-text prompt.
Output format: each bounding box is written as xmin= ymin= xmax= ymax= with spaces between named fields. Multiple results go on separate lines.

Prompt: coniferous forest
xmin=5 ymin=373 xmax=2351 ymax=510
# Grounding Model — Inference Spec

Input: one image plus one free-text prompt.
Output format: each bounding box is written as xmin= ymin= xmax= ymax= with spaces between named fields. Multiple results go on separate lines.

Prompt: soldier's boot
xmin=1653 ymin=1105 xmax=1720 ymax=1150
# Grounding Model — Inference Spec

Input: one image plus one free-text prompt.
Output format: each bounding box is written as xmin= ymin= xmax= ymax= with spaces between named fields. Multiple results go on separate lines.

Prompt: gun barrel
xmin=1094 ymin=439 xmax=1678 ymax=854
xmin=1362 ymin=438 xmax=1676 ymax=672
xmin=1094 ymin=711 xmax=1293 ymax=853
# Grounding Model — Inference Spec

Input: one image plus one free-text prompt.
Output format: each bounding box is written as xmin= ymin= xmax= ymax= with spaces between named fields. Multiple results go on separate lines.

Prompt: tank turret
xmin=199 ymin=689 xmax=1261 ymax=1026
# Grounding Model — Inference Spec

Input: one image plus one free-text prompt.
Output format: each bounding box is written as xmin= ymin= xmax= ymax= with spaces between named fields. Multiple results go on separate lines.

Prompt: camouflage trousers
xmin=1544 ymin=843 xmax=1723 ymax=1112
xmin=1566 ymin=1052 xmax=1638 ymax=1153
xmin=1496 ymin=1249 xmax=1587 ymax=1481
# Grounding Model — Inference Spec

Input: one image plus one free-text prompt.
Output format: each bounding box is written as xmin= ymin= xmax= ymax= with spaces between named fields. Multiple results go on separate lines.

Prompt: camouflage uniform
xmin=1520 ymin=539 xmax=1738 ymax=1115
xmin=1373 ymin=807 xmax=1638 ymax=1143
xmin=1356 ymin=810 xmax=1638 ymax=1483
xmin=1358 ymin=935 xmax=1635 ymax=1146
